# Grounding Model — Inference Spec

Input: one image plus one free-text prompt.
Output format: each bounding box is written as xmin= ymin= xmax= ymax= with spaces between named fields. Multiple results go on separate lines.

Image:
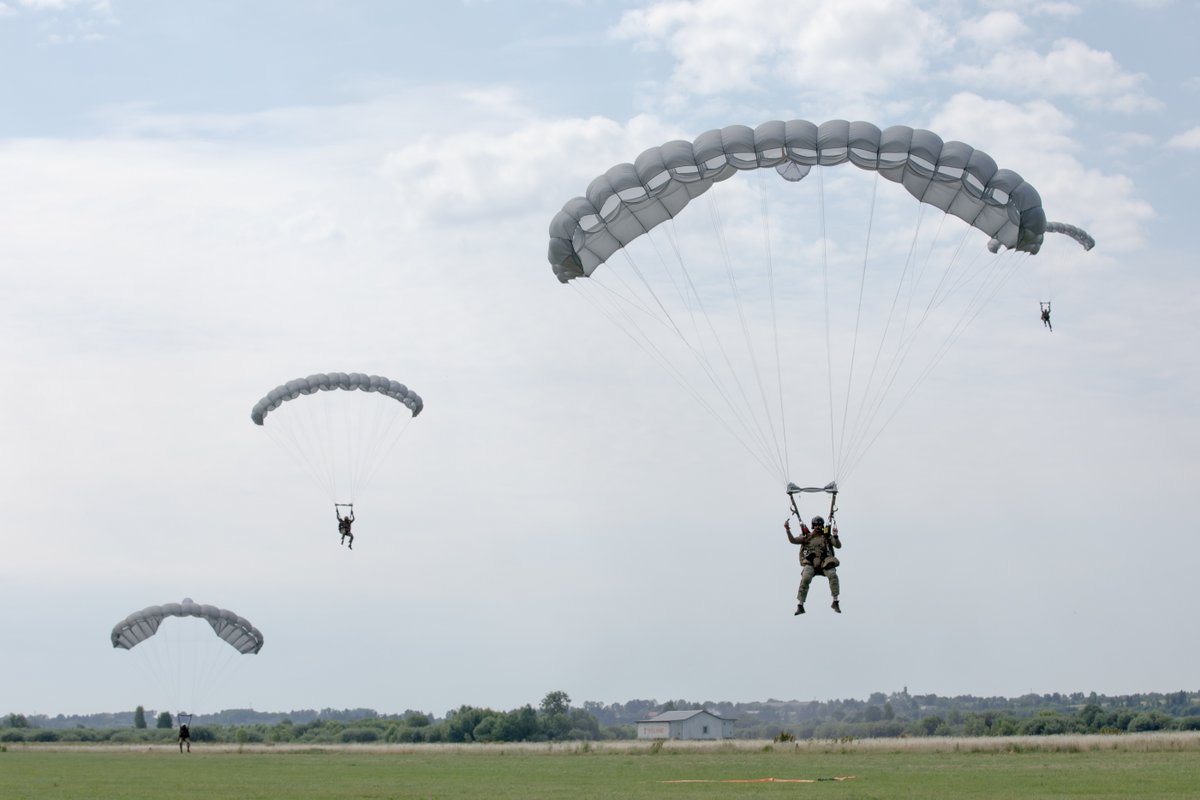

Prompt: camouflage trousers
xmin=798 ymin=565 xmax=839 ymax=602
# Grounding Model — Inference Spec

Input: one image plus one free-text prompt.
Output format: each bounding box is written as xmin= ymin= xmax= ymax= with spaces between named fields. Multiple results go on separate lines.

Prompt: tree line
xmin=4 ymin=687 xmax=1198 ymax=744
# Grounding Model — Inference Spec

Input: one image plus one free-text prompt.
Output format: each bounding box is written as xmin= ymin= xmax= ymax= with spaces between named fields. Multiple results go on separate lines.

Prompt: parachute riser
xmin=785 ymin=481 xmax=838 ymax=528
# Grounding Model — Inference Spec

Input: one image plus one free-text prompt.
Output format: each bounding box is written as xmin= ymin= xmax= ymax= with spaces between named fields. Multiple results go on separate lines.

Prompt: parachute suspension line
xmin=817 ymin=167 xmax=838 ymax=476
xmin=576 ymin=201 xmax=789 ymax=481
xmin=758 ymin=169 xmax=791 ymax=481
xmin=898 ymin=212 xmax=950 ymax=346
xmin=270 ymin=399 xmax=338 ymax=501
xmin=634 ymin=218 xmax=774 ymax=460
xmin=344 ymin=390 xmax=390 ymax=501
xmin=319 ymin=394 xmax=341 ymax=498
xmin=856 ymin=219 xmax=976 ymax=438
xmin=835 ymin=171 xmax=881 ymax=480
xmin=190 ymin=629 xmax=245 ymax=715
xmin=646 ymin=198 xmax=788 ymax=479
xmin=571 ymin=204 xmax=784 ymax=479
xmin=354 ymin=414 xmax=414 ymax=500
xmin=568 ymin=278 xmax=782 ymax=479
xmin=707 ymin=182 xmax=790 ymax=481
xmin=659 ymin=204 xmax=789 ymax=480
xmin=838 ymin=200 xmax=931 ymax=477
xmin=839 ymin=245 xmax=1029 ymax=480
xmin=840 ymin=212 xmax=966 ymax=474
xmin=136 ymin=624 xmax=176 ymax=717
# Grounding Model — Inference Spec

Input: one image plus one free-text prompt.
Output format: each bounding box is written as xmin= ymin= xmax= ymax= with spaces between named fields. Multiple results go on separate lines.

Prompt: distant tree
xmin=864 ymin=705 xmax=883 ymax=723
xmin=4 ymin=713 xmax=30 ymax=728
xmin=156 ymin=712 xmax=172 ymax=729
xmin=1079 ymin=704 xmax=1103 ymax=731
xmin=1128 ymin=712 xmax=1175 ymax=732
xmin=497 ymin=705 xmax=539 ymax=742
xmin=540 ymin=691 xmax=570 ymax=716
xmin=445 ymin=706 xmax=489 ymax=743
xmin=883 ymin=702 xmax=895 ymax=720
xmin=133 ymin=706 xmax=147 ymax=729
xmin=565 ymin=708 xmax=601 ymax=740
xmin=915 ymin=715 xmax=943 ymax=736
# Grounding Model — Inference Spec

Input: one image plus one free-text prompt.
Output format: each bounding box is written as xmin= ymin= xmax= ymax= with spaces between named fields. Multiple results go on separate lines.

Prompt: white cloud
xmin=17 ymin=0 xmax=109 ymax=10
xmin=951 ymin=38 xmax=1157 ymax=112
xmin=1167 ymin=127 xmax=1200 ymax=149
xmin=613 ymin=0 xmax=1156 ymax=119
xmin=960 ymin=10 xmax=1029 ymax=46
xmin=5 ymin=0 xmax=115 ymax=41
xmin=612 ymin=0 xmax=951 ymax=108
xmin=978 ymin=0 xmax=1082 ymax=18
xmin=380 ymin=92 xmax=679 ymax=228
xmin=930 ymin=92 xmax=1152 ymax=251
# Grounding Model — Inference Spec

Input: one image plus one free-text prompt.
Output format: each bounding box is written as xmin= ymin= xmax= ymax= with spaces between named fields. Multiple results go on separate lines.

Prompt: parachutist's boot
xmin=831 ymin=600 xmax=841 ymax=613
xmin=794 ymin=603 xmax=805 ymax=615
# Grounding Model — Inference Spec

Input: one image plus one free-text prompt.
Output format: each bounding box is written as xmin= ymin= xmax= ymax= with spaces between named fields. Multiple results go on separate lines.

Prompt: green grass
xmin=3 ymin=734 xmax=1200 ymax=799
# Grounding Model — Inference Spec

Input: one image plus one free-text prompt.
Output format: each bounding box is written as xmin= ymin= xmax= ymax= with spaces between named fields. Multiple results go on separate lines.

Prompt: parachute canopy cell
xmin=547 ymin=119 xmax=1093 ymax=282
xmin=251 ymin=372 xmax=423 ymax=426
xmin=110 ymin=598 xmax=264 ymax=655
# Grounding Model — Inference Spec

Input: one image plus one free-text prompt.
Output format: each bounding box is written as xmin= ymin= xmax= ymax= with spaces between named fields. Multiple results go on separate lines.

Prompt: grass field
xmin=4 ymin=733 xmax=1199 ymax=799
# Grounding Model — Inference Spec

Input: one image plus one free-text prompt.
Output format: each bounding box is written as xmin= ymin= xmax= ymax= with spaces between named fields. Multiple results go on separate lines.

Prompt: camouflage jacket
xmin=798 ymin=526 xmax=841 ymax=571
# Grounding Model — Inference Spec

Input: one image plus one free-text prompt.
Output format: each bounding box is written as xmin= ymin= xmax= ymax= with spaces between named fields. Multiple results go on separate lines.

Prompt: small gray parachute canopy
xmin=251 ymin=372 xmax=422 ymax=426
xmin=548 ymin=119 xmax=1093 ymax=283
xmin=111 ymin=598 xmax=264 ymax=655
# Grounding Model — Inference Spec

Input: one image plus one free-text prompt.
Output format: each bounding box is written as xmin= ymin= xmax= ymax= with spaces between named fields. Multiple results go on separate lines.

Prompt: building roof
xmin=636 ymin=709 xmax=735 ymax=723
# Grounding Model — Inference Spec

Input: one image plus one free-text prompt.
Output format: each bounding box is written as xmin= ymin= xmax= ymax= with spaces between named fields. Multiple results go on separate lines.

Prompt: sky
xmin=2 ymin=0 xmax=1198 ymax=720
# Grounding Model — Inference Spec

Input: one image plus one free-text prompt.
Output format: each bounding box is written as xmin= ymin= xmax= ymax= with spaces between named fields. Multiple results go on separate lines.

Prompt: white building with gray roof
xmin=635 ymin=709 xmax=735 ymax=740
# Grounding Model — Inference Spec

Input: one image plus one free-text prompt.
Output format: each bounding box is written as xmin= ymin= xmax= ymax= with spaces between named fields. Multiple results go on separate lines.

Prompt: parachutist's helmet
xmin=811 ymin=516 xmax=824 ymax=528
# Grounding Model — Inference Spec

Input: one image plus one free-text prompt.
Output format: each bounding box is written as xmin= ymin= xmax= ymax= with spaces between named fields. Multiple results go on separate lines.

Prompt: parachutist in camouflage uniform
xmin=785 ymin=516 xmax=841 ymax=615
xmin=337 ymin=505 xmax=355 ymax=549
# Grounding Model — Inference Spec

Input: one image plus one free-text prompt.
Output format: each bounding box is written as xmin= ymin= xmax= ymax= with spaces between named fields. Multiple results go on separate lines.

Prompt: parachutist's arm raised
xmin=784 ymin=519 xmax=808 ymax=545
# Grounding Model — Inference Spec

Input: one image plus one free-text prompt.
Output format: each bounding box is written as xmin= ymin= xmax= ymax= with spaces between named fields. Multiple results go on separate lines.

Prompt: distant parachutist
xmin=1040 ymin=301 xmax=1052 ymax=332
xmin=336 ymin=504 xmax=355 ymax=549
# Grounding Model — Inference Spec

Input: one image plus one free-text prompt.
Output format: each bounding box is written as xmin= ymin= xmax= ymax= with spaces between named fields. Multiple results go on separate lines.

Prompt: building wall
xmin=637 ymin=713 xmax=734 ymax=740
xmin=636 ymin=722 xmax=671 ymax=739
xmin=680 ymin=713 xmax=723 ymax=740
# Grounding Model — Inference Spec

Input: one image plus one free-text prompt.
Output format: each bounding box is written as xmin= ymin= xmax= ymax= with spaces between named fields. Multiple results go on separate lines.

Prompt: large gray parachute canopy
xmin=250 ymin=372 xmax=423 ymax=426
xmin=111 ymin=598 xmax=264 ymax=654
xmin=547 ymin=120 xmax=1094 ymax=282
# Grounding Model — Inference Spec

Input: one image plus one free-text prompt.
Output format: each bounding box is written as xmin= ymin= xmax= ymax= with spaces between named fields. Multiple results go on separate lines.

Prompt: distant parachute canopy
xmin=251 ymin=372 xmax=423 ymax=426
xmin=250 ymin=372 xmax=424 ymax=503
xmin=111 ymin=598 xmax=264 ymax=655
xmin=548 ymin=119 xmax=1093 ymax=283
